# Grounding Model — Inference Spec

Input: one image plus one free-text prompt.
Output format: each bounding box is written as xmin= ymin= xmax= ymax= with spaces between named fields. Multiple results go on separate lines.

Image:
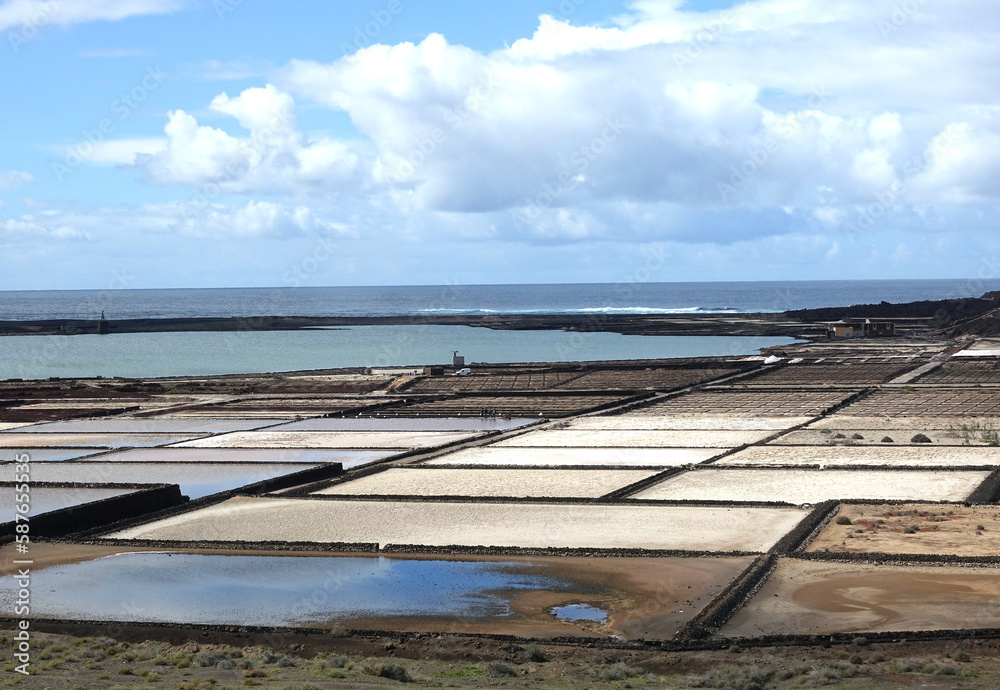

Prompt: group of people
xmin=479 ymin=408 xmax=512 ymax=420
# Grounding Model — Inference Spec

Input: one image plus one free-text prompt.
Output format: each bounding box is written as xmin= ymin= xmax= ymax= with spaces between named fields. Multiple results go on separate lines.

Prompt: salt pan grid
xmin=14 ymin=418 xmax=287 ymax=434
xmin=266 ymin=417 xmax=534 ymax=432
xmin=632 ymin=390 xmax=858 ymax=417
xmin=772 ymin=429 xmax=1000 ymax=447
xmin=493 ymin=429 xmax=773 ymax=448
xmin=1 ymin=448 xmax=106 ymax=463
xmin=0 ymin=462 xmax=324 ymax=500
xmin=630 ymin=468 xmax=990 ymax=503
xmin=0 ymin=433 xmax=207 ymax=448
xmin=92 ymin=448 xmax=395 ymax=470
xmin=107 ymin=496 xmax=809 ymax=552
xmin=171 ymin=430 xmax=478 ymax=449
xmin=315 ymin=468 xmax=659 ymax=498
xmin=563 ymin=416 xmax=811 ymax=431
xmin=420 ymin=447 xmax=721 ymax=467
xmin=718 ymin=445 xmax=1000 ymax=468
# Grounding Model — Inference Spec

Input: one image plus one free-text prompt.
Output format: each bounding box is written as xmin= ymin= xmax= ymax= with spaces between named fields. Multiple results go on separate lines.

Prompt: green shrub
xmin=485 ymin=661 xmax=517 ymax=678
xmin=377 ymin=663 xmax=412 ymax=683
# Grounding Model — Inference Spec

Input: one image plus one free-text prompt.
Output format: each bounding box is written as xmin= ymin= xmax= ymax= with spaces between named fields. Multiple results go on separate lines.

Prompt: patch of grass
xmin=692 ymin=664 xmax=772 ymax=690
xmin=597 ymin=662 xmax=645 ymax=682
xmin=375 ymin=663 xmax=412 ymax=683
xmin=485 ymin=661 xmax=518 ymax=678
xmin=516 ymin=646 xmax=549 ymax=663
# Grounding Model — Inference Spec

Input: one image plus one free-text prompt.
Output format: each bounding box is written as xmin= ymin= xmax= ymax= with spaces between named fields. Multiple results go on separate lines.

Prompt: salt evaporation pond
xmin=269 ymin=417 xmax=535 ymax=432
xmin=0 ymin=448 xmax=104 ymax=463
xmin=4 ymin=553 xmax=592 ymax=627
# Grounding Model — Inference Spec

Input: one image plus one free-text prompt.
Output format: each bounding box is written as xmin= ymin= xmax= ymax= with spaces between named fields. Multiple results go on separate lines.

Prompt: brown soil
xmin=809 ymin=504 xmax=1000 ymax=556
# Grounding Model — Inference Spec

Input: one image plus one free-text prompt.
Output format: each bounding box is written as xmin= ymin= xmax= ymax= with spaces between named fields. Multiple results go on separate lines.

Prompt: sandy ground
xmin=107 ymin=496 xmax=808 ymax=552
xmin=420 ymin=446 xmax=722 ymax=467
xmin=315 ymin=468 xmax=658 ymax=498
xmin=773 ymin=428 xmax=1000 ymax=446
xmin=719 ymin=445 xmax=1000 ymax=467
xmin=811 ymin=415 xmax=1000 ymax=430
xmin=809 ymin=503 xmax=1000 ymax=556
xmin=563 ymin=415 xmax=813 ymax=431
xmin=172 ymin=430 xmax=477 ymax=449
xmin=0 ymin=432 xmax=207 ymax=447
xmin=630 ymin=468 xmax=990 ymax=503
xmin=722 ymin=558 xmax=1000 ymax=637
xmin=493 ymin=429 xmax=773 ymax=448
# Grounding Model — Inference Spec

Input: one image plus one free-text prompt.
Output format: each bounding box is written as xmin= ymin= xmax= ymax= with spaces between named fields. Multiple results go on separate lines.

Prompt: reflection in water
xmin=4 ymin=553 xmax=584 ymax=626
xmin=551 ymin=603 xmax=608 ymax=623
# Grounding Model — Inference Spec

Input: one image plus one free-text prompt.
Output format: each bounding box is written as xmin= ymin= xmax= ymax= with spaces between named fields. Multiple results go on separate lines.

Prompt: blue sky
xmin=1 ymin=0 xmax=998 ymax=290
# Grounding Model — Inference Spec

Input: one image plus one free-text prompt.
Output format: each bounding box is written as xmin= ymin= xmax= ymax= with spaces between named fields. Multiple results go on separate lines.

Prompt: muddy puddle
xmin=0 ymin=548 xmax=749 ymax=640
xmin=723 ymin=559 xmax=1000 ymax=636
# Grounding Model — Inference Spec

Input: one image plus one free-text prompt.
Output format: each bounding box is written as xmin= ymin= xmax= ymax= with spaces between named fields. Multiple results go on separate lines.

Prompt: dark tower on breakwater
xmin=97 ymin=310 xmax=109 ymax=335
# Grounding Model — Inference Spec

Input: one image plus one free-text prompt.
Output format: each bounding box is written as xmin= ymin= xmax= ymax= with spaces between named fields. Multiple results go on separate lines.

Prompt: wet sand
xmin=723 ymin=558 xmax=1000 ymax=637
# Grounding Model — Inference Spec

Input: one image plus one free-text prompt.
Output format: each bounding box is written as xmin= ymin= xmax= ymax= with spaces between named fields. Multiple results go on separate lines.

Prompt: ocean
xmin=0 ymin=280 xmax=989 ymax=379
xmin=0 ymin=279 xmax=994 ymax=321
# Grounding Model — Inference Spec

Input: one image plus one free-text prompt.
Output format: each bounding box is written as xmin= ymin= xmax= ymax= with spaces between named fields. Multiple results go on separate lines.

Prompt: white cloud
xmin=0 ymin=0 xmax=184 ymax=32
xmin=85 ymin=138 xmax=167 ymax=165
xmin=134 ymin=85 xmax=367 ymax=195
xmin=86 ymin=0 xmax=1000 ymax=262
xmin=0 ymin=169 xmax=33 ymax=189
xmin=0 ymin=200 xmax=353 ymax=242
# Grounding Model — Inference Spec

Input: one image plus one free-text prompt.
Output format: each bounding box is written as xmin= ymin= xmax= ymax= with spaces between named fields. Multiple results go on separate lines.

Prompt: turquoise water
xmin=5 ymin=553 xmax=587 ymax=626
xmin=0 ymin=325 xmax=796 ymax=380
